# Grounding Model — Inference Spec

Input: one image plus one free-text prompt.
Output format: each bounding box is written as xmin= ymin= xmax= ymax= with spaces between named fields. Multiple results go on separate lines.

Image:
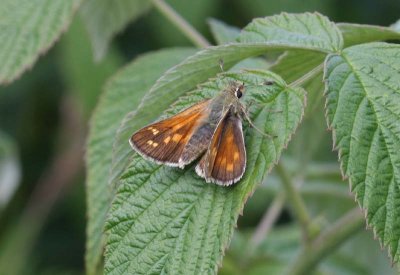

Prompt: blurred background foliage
xmin=0 ymin=0 xmax=399 ymax=274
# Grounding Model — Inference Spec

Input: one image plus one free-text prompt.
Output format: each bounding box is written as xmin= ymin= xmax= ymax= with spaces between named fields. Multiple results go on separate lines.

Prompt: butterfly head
xmin=227 ymin=81 xmax=245 ymax=99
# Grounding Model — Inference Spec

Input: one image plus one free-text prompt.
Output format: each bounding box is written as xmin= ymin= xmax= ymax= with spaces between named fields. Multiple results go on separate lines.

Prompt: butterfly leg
xmin=240 ymin=105 xmax=277 ymax=138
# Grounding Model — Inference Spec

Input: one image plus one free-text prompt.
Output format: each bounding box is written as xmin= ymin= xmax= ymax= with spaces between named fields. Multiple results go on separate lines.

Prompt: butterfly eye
xmin=235 ymin=89 xmax=243 ymax=98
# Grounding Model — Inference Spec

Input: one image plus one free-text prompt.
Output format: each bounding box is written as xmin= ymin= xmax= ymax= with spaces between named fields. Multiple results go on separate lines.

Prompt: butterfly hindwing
xmin=196 ymin=107 xmax=246 ymax=185
xmin=130 ymin=99 xmax=211 ymax=167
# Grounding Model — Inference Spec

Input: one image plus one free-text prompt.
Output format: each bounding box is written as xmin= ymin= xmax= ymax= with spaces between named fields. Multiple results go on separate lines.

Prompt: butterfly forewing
xmin=196 ymin=107 xmax=246 ymax=186
xmin=130 ymin=99 xmax=211 ymax=166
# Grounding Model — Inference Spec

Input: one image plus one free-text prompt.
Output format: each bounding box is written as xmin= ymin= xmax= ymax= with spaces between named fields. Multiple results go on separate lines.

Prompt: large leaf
xmin=0 ymin=0 xmax=81 ymax=84
xmin=338 ymin=23 xmax=400 ymax=47
xmin=105 ymin=70 xmax=306 ymax=274
xmin=239 ymin=12 xmax=343 ymax=53
xmin=324 ymin=42 xmax=400 ymax=263
xmin=238 ymin=12 xmax=341 ymax=115
xmin=80 ymin=0 xmax=151 ymax=61
xmin=109 ymin=42 xmax=330 ymax=191
xmin=85 ymin=48 xmax=196 ymax=275
xmin=129 ymin=12 xmax=339 ymax=140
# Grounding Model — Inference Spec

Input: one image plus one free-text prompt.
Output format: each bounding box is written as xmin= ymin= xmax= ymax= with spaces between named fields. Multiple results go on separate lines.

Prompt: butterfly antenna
xmin=242 ymin=109 xmax=276 ymax=138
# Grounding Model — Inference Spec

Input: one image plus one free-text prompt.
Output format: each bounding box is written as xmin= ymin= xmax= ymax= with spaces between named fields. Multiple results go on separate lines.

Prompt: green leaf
xmin=109 ymin=42 xmax=328 ymax=191
xmin=105 ymin=70 xmax=306 ymax=274
xmin=270 ymin=51 xmax=325 ymax=115
xmin=0 ymin=0 xmax=81 ymax=84
xmin=207 ymin=18 xmax=240 ymax=44
xmin=324 ymin=42 xmax=400 ymax=263
xmin=338 ymin=23 xmax=400 ymax=47
xmin=239 ymin=12 xmax=343 ymax=53
xmin=85 ymin=48 xmax=195 ymax=275
xmin=80 ymin=0 xmax=151 ymax=61
xmin=0 ymin=131 xmax=20 ymax=210
xmin=140 ymin=12 xmax=342 ymax=133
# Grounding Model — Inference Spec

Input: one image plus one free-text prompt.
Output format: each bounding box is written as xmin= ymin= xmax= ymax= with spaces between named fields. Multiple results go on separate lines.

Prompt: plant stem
xmin=152 ymin=0 xmax=210 ymax=48
xmin=275 ymin=163 xmax=312 ymax=242
xmin=286 ymin=207 xmax=365 ymax=275
xmin=251 ymin=192 xmax=286 ymax=246
xmin=289 ymin=63 xmax=324 ymax=87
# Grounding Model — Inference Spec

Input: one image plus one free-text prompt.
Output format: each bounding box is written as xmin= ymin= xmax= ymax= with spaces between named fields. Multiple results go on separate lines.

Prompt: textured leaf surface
xmin=208 ymin=18 xmax=240 ymax=44
xmin=105 ymin=70 xmax=306 ymax=274
xmin=0 ymin=0 xmax=81 ymax=84
xmin=85 ymin=48 xmax=195 ymax=275
xmin=132 ymin=12 xmax=340 ymax=144
xmin=110 ymin=42 xmax=328 ymax=190
xmin=239 ymin=12 xmax=343 ymax=53
xmin=80 ymin=0 xmax=151 ymax=61
xmin=324 ymin=42 xmax=400 ymax=262
xmin=338 ymin=23 xmax=400 ymax=47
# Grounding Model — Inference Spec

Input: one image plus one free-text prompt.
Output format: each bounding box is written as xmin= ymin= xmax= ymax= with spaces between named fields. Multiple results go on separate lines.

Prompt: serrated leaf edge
xmin=1 ymin=0 xmax=83 ymax=85
xmin=322 ymin=52 xmax=398 ymax=264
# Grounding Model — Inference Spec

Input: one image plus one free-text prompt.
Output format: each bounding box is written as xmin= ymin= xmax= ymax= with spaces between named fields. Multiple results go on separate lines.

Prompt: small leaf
xmin=105 ymin=70 xmax=306 ymax=274
xmin=80 ymin=0 xmax=151 ymax=61
xmin=324 ymin=42 xmax=400 ymax=263
xmin=338 ymin=23 xmax=400 ymax=47
xmin=239 ymin=12 xmax=343 ymax=53
xmin=85 ymin=48 xmax=195 ymax=275
xmin=0 ymin=0 xmax=81 ymax=84
xmin=207 ymin=18 xmax=240 ymax=44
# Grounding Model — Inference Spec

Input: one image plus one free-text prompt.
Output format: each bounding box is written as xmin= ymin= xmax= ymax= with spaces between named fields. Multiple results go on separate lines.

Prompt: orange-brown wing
xmin=130 ymin=99 xmax=210 ymax=167
xmin=195 ymin=107 xmax=246 ymax=186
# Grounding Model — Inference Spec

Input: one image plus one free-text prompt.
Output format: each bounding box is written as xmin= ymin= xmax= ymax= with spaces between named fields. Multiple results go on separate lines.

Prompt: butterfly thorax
xmin=207 ymin=82 xmax=245 ymax=120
